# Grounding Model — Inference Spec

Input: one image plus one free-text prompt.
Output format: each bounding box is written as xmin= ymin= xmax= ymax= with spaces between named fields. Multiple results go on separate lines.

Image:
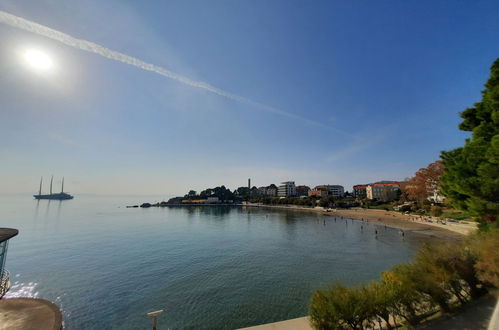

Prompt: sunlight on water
xmin=5 ymin=278 xmax=39 ymax=298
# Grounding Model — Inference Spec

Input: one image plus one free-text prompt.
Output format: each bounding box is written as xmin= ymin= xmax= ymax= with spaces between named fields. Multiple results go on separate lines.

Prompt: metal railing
xmin=0 ymin=269 xmax=10 ymax=298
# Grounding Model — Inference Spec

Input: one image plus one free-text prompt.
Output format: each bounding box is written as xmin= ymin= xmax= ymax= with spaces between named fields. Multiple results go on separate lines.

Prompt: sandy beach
xmin=247 ymin=204 xmax=477 ymax=239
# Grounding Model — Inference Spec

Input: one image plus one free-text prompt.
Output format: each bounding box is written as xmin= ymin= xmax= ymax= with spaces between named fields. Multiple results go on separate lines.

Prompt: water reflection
xmin=178 ymin=205 xmax=235 ymax=218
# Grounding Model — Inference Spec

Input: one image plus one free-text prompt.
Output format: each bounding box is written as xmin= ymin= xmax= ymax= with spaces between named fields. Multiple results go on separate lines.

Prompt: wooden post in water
xmin=147 ymin=309 xmax=164 ymax=330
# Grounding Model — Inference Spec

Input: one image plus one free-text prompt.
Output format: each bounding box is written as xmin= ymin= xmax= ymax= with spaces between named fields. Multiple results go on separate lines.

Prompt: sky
xmin=0 ymin=0 xmax=498 ymax=196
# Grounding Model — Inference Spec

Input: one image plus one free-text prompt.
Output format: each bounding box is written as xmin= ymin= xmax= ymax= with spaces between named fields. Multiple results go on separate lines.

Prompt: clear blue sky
xmin=1 ymin=0 xmax=498 ymax=196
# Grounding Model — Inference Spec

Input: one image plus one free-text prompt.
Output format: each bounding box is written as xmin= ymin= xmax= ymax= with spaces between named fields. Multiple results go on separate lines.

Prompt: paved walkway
xmin=414 ymin=295 xmax=498 ymax=330
xmin=0 ymin=298 xmax=62 ymax=330
xmin=238 ymin=317 xmax=311 ymax=330
xmin=239 ymin=295 xmax=499 ymax=330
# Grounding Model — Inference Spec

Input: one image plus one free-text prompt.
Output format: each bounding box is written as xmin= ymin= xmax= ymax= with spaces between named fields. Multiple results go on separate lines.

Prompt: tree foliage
xmin=469 ymin=228 xmax=499 ymax=289
xmin=184 ymin=186 xmax=236 ymax=201
xmin=404 ymin=161 xmax=444 ymax=202
xmin=440 ymin=58 xmax=499 ymax=225
xmin=310 ymin=283 xmax=374 ymax=330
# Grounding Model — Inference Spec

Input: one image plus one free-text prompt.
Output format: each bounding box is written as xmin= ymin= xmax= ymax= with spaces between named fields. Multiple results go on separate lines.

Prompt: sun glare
xmin=23 ymin=49 xmax=54 ymax=72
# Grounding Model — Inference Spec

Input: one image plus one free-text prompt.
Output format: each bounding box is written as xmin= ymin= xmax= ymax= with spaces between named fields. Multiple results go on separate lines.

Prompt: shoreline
xmin=133 ymin=202 xmax=476 ymax=239
xmin=240 ymin=205 xmax=479 ymax=330
xmin=246 ymin=204 xmax=477 ymax=239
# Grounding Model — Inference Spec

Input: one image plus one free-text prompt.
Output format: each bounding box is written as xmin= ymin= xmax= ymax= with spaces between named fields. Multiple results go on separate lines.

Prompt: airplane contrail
xmin=0 ymin=10 xmax=348 ymax=133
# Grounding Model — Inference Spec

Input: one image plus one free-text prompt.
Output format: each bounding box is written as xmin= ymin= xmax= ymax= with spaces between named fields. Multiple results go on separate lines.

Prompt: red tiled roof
xmin=373 ymin=182 xmax=400 ymax=186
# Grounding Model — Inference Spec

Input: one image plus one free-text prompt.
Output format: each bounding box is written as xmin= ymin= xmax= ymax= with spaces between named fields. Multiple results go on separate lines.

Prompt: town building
xmin=314 ymin=185 xmax=345 ymax=197
xmin=278 ymin=181 xmax=296 ymax=197
xmin=353 ymin=185 xmax=368 ymax=198
xmin=308 ymin=185 xmax=344 ymax=198
xmin=295 ymin=185 xmax=311 ymax=197
xmin=266 ymin=184 xmax=278 ymax=197
xmin=327 ymin=185 xmax=344 ymax=197
xmin=429 ymin=190 xmax=446 ymax=203
xmin=257 ymin=186 xmax=268 ymax=196
xmin=308 ymin=186 xmax=329 ymax=198
xmin=258 ymin=185 xmax=278 ymax=197
xmin=366 ymin=182 xmax=401 ymax=201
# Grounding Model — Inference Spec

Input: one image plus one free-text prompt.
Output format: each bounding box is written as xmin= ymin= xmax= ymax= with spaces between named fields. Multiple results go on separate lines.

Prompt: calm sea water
xmin=0 ymin=195 xmax=428 ymax=329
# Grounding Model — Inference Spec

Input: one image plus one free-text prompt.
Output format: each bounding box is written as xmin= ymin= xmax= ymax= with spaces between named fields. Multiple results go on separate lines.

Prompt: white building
xmin=429 ymin=190 xmax=445 ymax=203
xmin=327 ymin=185 xmax=344 ymax=198
xmin=278 ymin=181 xmax=296 ymax=197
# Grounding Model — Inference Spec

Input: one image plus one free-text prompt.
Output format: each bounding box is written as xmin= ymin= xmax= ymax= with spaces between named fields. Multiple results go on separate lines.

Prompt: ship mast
xmin=61 ymin=177 xmax=64 ymax=193
xmin=38 ymin=177 xmax=43 ymax=196
xmin=50 ymin=175 xmax=53 ymax=195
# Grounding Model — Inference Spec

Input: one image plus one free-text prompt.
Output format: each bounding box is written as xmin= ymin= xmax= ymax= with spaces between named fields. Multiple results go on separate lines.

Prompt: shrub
xmin=380 ymin=266 xmax=431 ymax=325
xmin=310 ymin=283 xmax=374 ymax=329
xmin=365 ymin=281 xmax=397 ymax=329
xmin=414 ymin=242 xmax=473 ymax=305
xmin=470 ymin=229 xmax=499 ymax=290
xmin=399 ymin=204 xmax=411 ymax=213
xmin=430 ymin=205 xmax=443 ymax=217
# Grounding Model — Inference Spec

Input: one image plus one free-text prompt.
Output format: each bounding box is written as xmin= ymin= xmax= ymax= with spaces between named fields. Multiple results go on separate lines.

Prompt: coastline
xmin=240 ymin=204 xmax=479 ymax=330
xmin=246 ymin=204 xmax=477 ymax=239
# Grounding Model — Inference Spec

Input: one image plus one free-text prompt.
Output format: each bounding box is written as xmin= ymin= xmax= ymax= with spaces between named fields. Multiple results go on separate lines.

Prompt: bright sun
xmin=23 ymin=49 xmax=54 ymax=72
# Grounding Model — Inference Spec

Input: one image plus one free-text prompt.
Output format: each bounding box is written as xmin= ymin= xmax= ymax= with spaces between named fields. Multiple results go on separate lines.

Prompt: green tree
xmin=185 ymin=190 xmax=197 ymax=199
xmin=310 ymin=283 xmax=374 ymax=330
xmin=380 ymin=266 xmax=430 ymax=325
xmin=430 ymin=205 xmax=443 ymax=217
xmin=310 ymin=289 xmax=343 ymax=330
xmin=365 ymin=281 xmax=396 ymax=329
xmin=415 ymin=241 xmax=483 ymax=303
xmin=319 ymin=196 xmax=336 ymax=208
xmin=440 ymin=58 xmax=499 ymax=226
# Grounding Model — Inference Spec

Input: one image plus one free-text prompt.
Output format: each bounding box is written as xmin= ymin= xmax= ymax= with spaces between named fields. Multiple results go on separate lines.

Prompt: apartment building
xmin=308 ymin=185 xmax=344 ymax=198
xmin=295 ymin=185 xmax=311 ymax=197
xmin=366 ymin=182 xmax=401 ymax=201
xmin=278 ymin=181 xmax=296 ymax=197
xmin=353 ymin=185 xmax=368 ymax=198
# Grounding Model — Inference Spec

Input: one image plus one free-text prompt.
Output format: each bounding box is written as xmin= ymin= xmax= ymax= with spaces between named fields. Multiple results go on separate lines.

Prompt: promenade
xmin=0 ymin=298 xmax=62 ymax=330
xmin=240 ymin=295 xmax=499 ymax=330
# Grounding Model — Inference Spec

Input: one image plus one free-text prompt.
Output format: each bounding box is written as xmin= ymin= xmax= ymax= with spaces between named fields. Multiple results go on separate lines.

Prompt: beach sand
xmin=247 ymin=204 xmax=477 ymax=239
xmin=331 ymin=208 xmax=476 ymax=238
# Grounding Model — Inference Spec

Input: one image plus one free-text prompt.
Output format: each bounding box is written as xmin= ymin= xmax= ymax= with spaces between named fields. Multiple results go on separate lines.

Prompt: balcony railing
xmin=0 ymin=269 xmax=11 ymax=298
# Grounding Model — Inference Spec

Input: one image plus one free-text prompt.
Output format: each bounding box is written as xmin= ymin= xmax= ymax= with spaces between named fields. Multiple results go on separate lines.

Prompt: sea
xmin=0 ymin=194 xmax=430 ymax=329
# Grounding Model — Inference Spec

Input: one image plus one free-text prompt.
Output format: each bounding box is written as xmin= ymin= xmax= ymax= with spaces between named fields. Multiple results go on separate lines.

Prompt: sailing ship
xmin=34 ymin=176 xmax=74 ymax=200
